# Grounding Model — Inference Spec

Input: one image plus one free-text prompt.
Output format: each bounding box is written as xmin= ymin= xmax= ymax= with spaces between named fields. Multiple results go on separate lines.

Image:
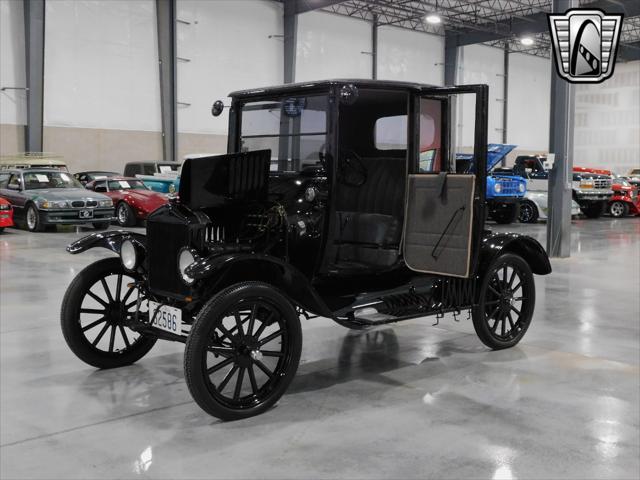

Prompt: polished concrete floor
xmin=1 ymin=218 xmax=639 ymax=479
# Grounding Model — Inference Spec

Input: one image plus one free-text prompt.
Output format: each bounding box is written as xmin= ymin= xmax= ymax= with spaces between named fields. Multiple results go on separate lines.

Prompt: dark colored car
xmin=60 ymin=80 xmax=551 ymax=421
xmin=85 ymin=177 xmax=169 ymax=226
xmin=0 ymin=169 xmax=114 ymax=231
xmin=75 ymin=171 xmax=120 ymax=186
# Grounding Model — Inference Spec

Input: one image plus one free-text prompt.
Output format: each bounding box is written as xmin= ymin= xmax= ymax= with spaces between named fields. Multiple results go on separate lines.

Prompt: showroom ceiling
xmin=302 ymin=0 xmax=640 ymax=60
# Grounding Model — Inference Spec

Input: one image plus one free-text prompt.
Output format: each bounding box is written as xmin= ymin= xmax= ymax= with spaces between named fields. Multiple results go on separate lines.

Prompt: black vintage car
xmin=61 ymin=80 xmax=551 ymax=420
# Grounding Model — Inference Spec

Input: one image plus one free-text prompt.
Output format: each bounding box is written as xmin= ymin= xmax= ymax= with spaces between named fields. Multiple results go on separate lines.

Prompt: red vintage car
xmin=0 ymin=196 xmax=14 ymax=232
xmin=85 ymin=177 xmax=169 ymax=226
xmin=573 ymin=167 xmax=640 ymax=217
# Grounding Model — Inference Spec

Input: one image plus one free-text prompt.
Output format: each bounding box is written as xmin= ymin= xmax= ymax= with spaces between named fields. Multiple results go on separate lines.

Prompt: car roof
xmin=4 ymin=168 xmax=70 ymax=174
xmin=78 ymin=170 xmax=119 ymax=175
xmin=229 ymin=78 xmax=439 ymax=99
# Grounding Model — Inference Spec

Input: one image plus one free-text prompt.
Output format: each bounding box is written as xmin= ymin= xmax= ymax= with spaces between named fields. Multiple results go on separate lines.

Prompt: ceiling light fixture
xmin=520 ymin=36 xmax=535 ymax=46
xmin=425 ymin=14 xmax=441 ymax=24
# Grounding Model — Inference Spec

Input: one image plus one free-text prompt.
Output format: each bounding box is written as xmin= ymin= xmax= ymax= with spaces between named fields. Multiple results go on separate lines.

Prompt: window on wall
xmin=419 ymin=98 xmax=443 ymax=172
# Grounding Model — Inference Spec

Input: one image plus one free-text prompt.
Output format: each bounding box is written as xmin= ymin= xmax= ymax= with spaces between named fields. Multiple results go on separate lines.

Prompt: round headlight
xmin=120 ymin=239 xmax=137 ymax=271
xmin=494 ymin=183 xmax=502 ymax=193
xmin=518 ymin=183 xmax=525 ymax=193
xmin=178 ymin=248 xmax=197 ymax=285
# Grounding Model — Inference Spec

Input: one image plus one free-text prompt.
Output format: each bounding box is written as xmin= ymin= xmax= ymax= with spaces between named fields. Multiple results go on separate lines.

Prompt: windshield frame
xmin=232 ymin=86 xmax=332 ymax=174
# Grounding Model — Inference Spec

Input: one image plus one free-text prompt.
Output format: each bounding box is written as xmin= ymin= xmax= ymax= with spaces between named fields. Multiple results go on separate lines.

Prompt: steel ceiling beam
xmin=284 ymin=0 xmax=297 ymax=83
xmin=295 ymin=0 xmax=349 ymax=14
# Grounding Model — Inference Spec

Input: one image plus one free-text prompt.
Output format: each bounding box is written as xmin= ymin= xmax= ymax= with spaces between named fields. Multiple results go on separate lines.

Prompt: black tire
xmin=472 ymin=253 xmax=535 ymax=350
xmin=184 ymin=281 xmax=302 ymax=421
xmin=490 ymin=204 xmax=518 ymax=224
xmin=518 ymin=200 xmax=539 ymax=223
xmin=93 ymin=222 xmax=110 ymax=230
xmin=581 ymin=203 xmax=604 ymax=219
xmin=609 ymin=201 xmax=628 ymax=218
xmin=61 ymin=257 xmax=156 ymax=369
xmin=116 ymin=201 xmax=136 ymax=227
xmin=25 ymin=203 xmax=44 ymax=232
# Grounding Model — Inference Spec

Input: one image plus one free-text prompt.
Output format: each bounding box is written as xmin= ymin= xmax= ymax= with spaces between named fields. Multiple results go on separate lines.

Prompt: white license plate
xmin=148 ymin=301 xmax=182 ymax=335
xmin=79 ymin=209 xmax=93 ymax=218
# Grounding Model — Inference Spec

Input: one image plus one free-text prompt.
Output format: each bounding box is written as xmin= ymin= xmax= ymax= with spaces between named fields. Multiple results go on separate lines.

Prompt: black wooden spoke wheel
xmin=61 ymin=258 xmax=156 ymax=368
xmin=184 ymin=282 xmax=302 ymax=420
xmin=472 ymin=253 xmax=535 ymax=349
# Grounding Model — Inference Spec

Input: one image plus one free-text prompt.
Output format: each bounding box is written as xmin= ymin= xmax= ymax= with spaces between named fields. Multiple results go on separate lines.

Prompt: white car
xmin=519 ymin=190 xmax=581 ymax=223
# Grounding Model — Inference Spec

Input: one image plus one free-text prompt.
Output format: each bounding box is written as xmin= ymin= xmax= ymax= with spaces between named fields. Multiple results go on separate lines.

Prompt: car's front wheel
xmin=609 ymin=201 xmax=628 ymax=218
xmin=61 ymin=257 xmax=156 ymax=369
xmin=184 ymin=282 xmax=302 ymax=420
xmin=25 ymin=204 xmax=44 ymax=232
xmin=116 ymin=202 xmax=136 ymax=227
xmin=472 ymin=253 xmax=535 ymax=350
xmin=518 ymin=200 xmax=539 ymax=223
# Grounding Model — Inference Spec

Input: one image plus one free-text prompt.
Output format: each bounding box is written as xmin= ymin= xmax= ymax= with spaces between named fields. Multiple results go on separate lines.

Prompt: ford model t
xmin=61 ymin=80 xmax=551 ymax=420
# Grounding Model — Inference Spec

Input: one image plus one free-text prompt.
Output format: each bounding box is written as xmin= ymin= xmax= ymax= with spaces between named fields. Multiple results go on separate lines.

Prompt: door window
xmin=419 ymin=98 xmax=443 ymax=173
xmin=8 ymin=174 xmax=21 ymax=189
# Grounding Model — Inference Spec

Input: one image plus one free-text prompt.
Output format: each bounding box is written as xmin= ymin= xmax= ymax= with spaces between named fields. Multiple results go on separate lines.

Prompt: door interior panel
xmin=403 ymin=174 xmax=475 ymax=277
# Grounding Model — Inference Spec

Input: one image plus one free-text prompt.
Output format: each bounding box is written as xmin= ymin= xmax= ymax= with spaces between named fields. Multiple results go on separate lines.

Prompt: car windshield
xmin=108 ymin=179 xmax=148 ymax=191
xmin=239 ymin=94 xmax=328 ymax=173
xmin=158 ymin=164 xmax=180 ymax=174
xmin=23 ymin=171 xmax=82 ymax=189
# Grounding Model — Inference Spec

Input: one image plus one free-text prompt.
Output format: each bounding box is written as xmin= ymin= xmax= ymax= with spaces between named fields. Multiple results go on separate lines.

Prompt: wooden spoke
xmin=92 ymin=323 xmax=110 ymax=346
xmin=115 ymin=274 xmax=122 ymax=301
xmin=217 ymin=364 xmax=239 ymax=392
xmin=509 ymin=305 xmax=521 ymax=316
xmin=234 ymin=312 xmax=244 ymax=339
xmin=80 ymin=308 xmax=106 ymax=315
xmin=87 ymin=290 xmax=109 ymax=307
xmin=258 ymin=329 xmax=282 ymax=347
xmin=261 ymin=350 xmax=284 ymax=358
xmin=207 ymin=357 xmax=234 ymax=375
xmin=100 ymin=278 xmax=114 ymax=303
xmin=121 ymin=286 xmax=136 ymax=305
xmin=247 ymin=304 xmax=257 ymax=337
xmin=207 ymin=346 xmax=235 ymax=357
xmin=254 ymin=359 xmax=274 ymax=379
xmin=119 ymin=325 xmax=131 ymax=349
xmin=507 ymin=269 xmax=517 ymax=288
xmin=82 ymin=317 xmax=107 ymax=332
xmin=248 ymin=365 xmax=259 ymax=395
xmin=108 ymin=325 xmax=116 ymax=352
xmin=233 ymin=367 xmax=245 ymax=401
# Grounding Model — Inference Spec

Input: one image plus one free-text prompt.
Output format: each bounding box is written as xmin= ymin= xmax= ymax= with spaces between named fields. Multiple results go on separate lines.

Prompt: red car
xmin=573 ymin=167 xmax=640 ymax=217
xmin=85 ymin=177 xmax=169 ymax=226
xmin=0 ymin=197 xmax=14 ymax=232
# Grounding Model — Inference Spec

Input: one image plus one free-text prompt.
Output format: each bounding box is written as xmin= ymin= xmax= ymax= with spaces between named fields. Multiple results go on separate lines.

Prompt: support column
xmin=547 ymin=0 xmax=577 ymax=258
xmin=444 ymin=33 xmax=458 ymax=86
xmin=371 ymin=13 xmax=378 ymax=79
xmin=502 ymin=43 xmax=509 ymax=146
xmin=283 ymin=0 xmax=297 ymax=84
xmin=23 ymin=0 xmax=45 ymax=152
xmin=156 ymin=0 xmax=177 ymax=162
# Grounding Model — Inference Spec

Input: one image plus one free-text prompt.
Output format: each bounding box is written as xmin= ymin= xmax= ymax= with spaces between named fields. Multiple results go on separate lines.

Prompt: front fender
xmin=67 ymin=230 xmax=147 ymax=255
xmin=479 ymin=231 xmax=551 ymax=275
xmin=186 ymin=253 xmax=333 ymax=318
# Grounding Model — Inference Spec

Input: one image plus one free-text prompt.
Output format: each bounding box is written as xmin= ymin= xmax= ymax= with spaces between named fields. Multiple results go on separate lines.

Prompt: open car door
xmin=403 ymin=85 xmax=488 ymax=278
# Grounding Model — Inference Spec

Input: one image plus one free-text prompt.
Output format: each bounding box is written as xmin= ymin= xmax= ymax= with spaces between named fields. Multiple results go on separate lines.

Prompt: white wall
xmin=176 ymin=0 xmax=283 ymax=136
xmin=44 ymin=0 xmax=160 ymax=132
xmin=457 ymin=44 xmax=505 ymax=146
xmin=0 ymin=0 xmax=26 ymax=126
xmin=296 ymin=11 xmax=371 ymax=82
xmin=377 ymin=25 xmax=444 ymax=85
xmin=574 ymin=61 xmax=640 ymax=174
xmin=506 ymin=53 xmax=551 ymax=152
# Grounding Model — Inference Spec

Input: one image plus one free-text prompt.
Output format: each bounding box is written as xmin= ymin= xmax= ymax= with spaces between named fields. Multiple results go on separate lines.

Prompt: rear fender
xmin=478 ymin=232 xmax=551 ymax=275
xmin=67 ymin=230 xmax=147 ymax=255
xmin=186 ymin=253 xmax=333 ymax=318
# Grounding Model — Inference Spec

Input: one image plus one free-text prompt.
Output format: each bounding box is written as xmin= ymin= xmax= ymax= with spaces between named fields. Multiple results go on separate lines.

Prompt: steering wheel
xmin=339 ymin=150 xmax=367 ymax=187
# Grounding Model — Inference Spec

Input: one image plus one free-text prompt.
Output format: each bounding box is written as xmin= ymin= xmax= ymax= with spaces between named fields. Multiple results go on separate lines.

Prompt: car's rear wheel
xmin=25 ymin=204 xmax=44 ymax=232
xmin=184 ymin=282 xmax=302 ymax=420
xmin=61 ymin=257 xmax=156 ymax=369
xmin=472 ymin=253 xmax=535 ymax=350
xmin=609 ymin=201 xmax=628 ymax=218
xmin=518 ymin=200 xmax=539 ymax=223
xmin=116 ymin=202 xmax=136 ymax=227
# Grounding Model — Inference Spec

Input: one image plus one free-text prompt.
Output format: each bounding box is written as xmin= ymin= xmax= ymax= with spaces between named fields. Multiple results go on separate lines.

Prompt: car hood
xmin=123 ymin=190 xmax=167 ymax=203
xmin=27 ymin=188 xmax=111 ymax=201
xmin=455 ymin=143 xmax=518 ymax=173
